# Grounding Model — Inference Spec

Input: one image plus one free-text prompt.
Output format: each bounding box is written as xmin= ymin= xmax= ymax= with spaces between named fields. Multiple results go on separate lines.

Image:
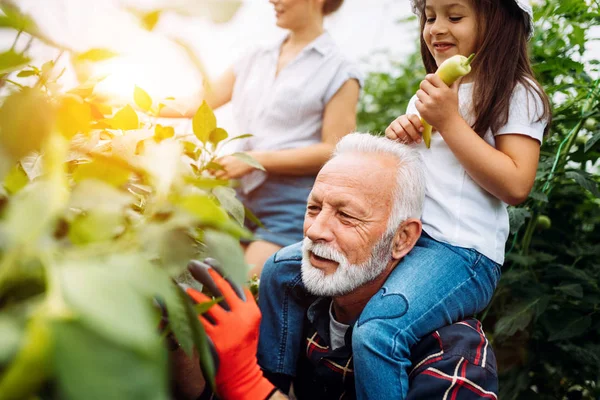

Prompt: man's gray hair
xmin=332 ymin=132 xmax=426 ymax=234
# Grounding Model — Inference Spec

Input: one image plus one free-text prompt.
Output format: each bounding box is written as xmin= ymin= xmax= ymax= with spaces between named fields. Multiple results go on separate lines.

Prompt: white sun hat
xmin=409 ymin=0 xmax=534 ymax=40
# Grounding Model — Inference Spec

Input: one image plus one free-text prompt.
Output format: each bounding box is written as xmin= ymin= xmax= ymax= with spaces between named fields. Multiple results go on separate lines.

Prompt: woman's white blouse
xmin=231 ymin=32 xmax=363 ymax=193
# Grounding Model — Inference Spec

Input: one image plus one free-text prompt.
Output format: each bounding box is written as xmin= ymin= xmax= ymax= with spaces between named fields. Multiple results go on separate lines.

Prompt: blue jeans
xmin=257 ymin=233 xmax=501 ymax=398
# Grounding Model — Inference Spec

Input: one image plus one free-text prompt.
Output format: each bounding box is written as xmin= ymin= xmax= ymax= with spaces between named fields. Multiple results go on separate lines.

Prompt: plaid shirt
xmin=288 ymin=298 xmax=498 ymax=400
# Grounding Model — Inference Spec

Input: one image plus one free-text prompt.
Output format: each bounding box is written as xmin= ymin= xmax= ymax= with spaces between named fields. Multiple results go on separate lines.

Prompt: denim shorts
xmin=238 ymin=174 xmax=315 ymax=248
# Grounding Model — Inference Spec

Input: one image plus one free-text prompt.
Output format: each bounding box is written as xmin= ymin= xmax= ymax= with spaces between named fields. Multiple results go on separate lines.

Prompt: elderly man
xmin=178 ymin=133 xmax=498 ymax=399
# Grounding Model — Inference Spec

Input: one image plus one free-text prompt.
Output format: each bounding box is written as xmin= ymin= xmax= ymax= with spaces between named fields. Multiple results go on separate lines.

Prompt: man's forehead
xmin=311 ymin=154 xmax=397 ymax=207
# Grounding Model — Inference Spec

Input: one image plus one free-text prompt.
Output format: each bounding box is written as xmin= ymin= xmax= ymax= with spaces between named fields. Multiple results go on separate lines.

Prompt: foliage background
xmin=357 ymin=0 xmax=600 ymax=399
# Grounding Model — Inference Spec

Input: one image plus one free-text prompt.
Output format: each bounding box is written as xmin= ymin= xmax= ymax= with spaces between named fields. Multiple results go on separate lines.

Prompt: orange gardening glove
xmin=186 ymin=260 xmax=276 ymax=400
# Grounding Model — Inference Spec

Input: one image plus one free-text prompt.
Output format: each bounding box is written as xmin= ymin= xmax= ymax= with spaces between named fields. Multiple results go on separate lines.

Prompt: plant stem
xmin=10 ymin=30 xmax=22 ymax=51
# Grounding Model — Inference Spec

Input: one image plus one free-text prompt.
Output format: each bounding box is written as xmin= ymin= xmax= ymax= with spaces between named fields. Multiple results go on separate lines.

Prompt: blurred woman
xmin=163 ymin=0 xmax=362 ymax=277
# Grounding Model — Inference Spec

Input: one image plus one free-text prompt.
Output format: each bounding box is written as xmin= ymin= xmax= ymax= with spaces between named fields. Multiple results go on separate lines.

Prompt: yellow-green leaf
xmin=76 ymin=48 xmax=119 ymax=63
xmin=192 ymin=101 xmax=216 ymax=144
xmin=56 ymin=94 xmax=92 ymax=138
xmin=141 ymin=10 xmax=161 ymax=31
xmin=0 ymin=4 xmax=37 ymax=32
xmin=134 ymin=86 xmax=152 ymax=112
xmin=107 ymin=105 xmax=139 ymax=130
xmin=73 ymin=158 xmax=132 ymax=187
xmin=154 ymin=124 xmax=175 ymax=141
xmin=0 ymin=50 xmax=30 ymax=74
xmin=178 ymin=194 xmax=229 ymax=227
xmin=231 ymin=152 xmax=265 ymax=171
xmin=0 ymin=88 xmax=54 ymax=161
xmin=68 ymin=211 xmax=124 ymax=245
xmin=3 ymin=163 xmax=28 ymax=194
xmin=209 ymin=128 xmax=228 ymax=146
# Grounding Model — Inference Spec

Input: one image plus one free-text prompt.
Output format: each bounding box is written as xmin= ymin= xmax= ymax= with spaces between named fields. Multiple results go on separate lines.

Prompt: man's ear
xmin=391 ymin=219 xmax=422 ymax=260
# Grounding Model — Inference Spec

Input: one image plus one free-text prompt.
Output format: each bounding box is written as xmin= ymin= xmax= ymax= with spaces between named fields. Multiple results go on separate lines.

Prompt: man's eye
xmin=339 ymin=212 xmax=352 ymax=219
xmin=307 ymin=205 xmax=320 ymax=212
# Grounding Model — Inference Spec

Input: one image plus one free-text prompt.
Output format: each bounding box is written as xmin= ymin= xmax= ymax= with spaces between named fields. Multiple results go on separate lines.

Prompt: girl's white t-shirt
xmin=406 ymin=82 xmax=547 ymax=264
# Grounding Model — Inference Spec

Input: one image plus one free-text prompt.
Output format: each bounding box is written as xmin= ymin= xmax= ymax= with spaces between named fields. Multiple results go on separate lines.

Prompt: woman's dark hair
xmin=323 ymin=0 xmax=344 ymax=16
xmin=418 ymin=0 xmax=551 ymax=136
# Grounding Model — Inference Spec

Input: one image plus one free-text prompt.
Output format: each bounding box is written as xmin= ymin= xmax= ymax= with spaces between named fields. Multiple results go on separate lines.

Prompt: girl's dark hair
xmin=323 ymin=0 xmax=344 ymax=16
xmin=418 ymin=0 xmax=551 ymax=136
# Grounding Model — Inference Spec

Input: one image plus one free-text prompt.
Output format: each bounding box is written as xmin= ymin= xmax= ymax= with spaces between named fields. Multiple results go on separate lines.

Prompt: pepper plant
xmin=357 ymin=0 xmax=600 ymax=398
xmin=0 ymin=2 xmax=254 ymax=399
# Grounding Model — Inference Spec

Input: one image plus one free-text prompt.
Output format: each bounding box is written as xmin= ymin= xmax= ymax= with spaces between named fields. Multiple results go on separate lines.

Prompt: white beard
xmin=301 ymin=233 xmax=394 ymax=297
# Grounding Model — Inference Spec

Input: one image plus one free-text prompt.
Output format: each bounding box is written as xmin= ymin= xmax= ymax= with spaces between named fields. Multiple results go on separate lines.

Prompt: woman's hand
xmin=214 ymin=154 xmax=257 ymax=180
xmin=415 ymin=74 xmax=462 ymax=135
xmin=385 ymin=114 xmax=424 ymax=144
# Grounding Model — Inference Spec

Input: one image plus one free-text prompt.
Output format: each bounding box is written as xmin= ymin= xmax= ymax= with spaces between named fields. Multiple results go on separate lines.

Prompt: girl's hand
xmin=415 ymin=74 xmax=462 ymax=134
xmin=385 ymin=114 xmax=424 ymax=144
xmin=214 ymin=154 xmax=257 ymax=180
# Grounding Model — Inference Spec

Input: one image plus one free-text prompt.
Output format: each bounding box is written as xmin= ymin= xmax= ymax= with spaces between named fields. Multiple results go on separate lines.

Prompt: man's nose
xmin=305 ymin=211 xmax=335 ymax=243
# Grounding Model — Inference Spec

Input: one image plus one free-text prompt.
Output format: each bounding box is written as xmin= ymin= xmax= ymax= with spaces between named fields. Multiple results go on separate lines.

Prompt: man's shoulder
xmin=407 ymin=319 xmax=499 ymax=399
xmin=271 ymin=242 xmax=304 ymax=264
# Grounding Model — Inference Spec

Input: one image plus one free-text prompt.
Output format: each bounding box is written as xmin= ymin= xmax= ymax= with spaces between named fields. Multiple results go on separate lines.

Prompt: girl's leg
xmin=351 ymin=233 xmax=501 ymax=399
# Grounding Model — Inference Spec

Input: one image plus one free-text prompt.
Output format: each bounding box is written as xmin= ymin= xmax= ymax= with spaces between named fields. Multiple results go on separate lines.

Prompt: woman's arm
xmin=215 ymin=78 xmax=361 ymax=179
xmin=417 ymin=74 xmax=541 ymax=206
xmin=159 ymin=67 xmax=236 ymax=118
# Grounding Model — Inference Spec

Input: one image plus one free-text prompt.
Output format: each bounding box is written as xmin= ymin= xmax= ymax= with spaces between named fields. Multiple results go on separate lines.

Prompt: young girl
xmin=258 ymin=0 xmax=550 ymax=398
xmin=354 ymin=0 xmax=551 ymax=397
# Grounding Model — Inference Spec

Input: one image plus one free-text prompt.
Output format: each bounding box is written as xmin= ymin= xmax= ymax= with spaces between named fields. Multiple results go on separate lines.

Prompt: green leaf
xmin=224 ymin=133 xmax=253 ymax=144
xmin=134 ymin=85 xmax=153 ymax=112
xmin=231 ymin=152 xmax=265 ymax=171
xmin=494 ymin=298 xmax=543 ymax=337
xmin=508 ymin=206 xmax=531 ymax=234
xmin=0 ymin=314 xmax=21 ymax=364
xmin=203 ymin=229 xmax=248 ymax=287
xmin=0 ymin=5 xmax=37 ymax=32
xmin=59 ymin=261 xmax=160 ymax=355
xmin=69 ymin=180 xmax=134 ymax=213
xmin=244 ymin=205 xmax=265 ymax=229
xmin=213 ymin=186 xmax=244 ymax=226
xmin=75 ymin=48 xmax=119 ymax=63
xmin=192 ymin=101 xmax=217 ymax=144
xmin=178 ymin=194 xmax=230 ymax=227
xmin=53 ymin=320 xmax=168 ymax=400
xmin=565 ymin=171 xmax=600 ymax=197
xmin=528 ymin=190 xmax=548 ymax=203
xmin=161 ymin=284 xmax=195 ymax=356
xmin=180 ymin=287 xmax=216 ymax=390
xmin=194 ymin=297 xmax=222 ymax=314
xmin=209 ymin=128 xmax=228 ymax=146
xmin=0 ymin=49 xmax=30 ymax=73
xmin=554 ymin=283 xmax=584 ymax=298
xmin=548 ymin=315 xmax=592 ymax=342
xmin=3 ymin=163 xmax=28 ymax=194
xmin=107 ymin=105 xmax=139 ymax=130
xmin=68 ymin=211 xmax=124 ymax=245
xmin=16 ymin=69 xmax=37 ymax=77
xmin=585 ymin=132 xmax=600 ymax=153
xmin=0 ymin=179 xmax=65 ymax=247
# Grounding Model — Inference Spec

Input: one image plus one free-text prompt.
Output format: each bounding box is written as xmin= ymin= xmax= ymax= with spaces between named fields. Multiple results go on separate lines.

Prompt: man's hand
xmin=186 ymin=260 xmax=276 ymax=400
